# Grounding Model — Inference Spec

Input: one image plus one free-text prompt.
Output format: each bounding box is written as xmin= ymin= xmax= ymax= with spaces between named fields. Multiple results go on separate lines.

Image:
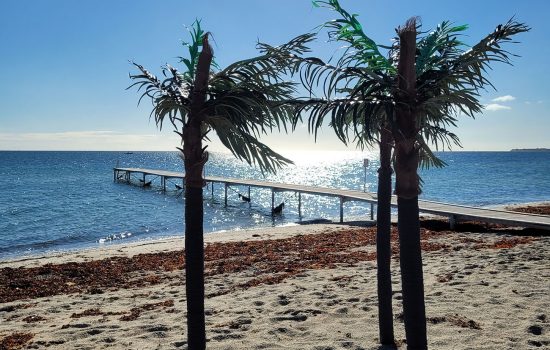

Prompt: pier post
xmin=271 ymin=189 xmax=275 ymax=212
xmin=298 ymin=192 xmax=302 ymax=218
xmin=340 ymin=197 xmax=344 ymax=223
xmin=113 ymin=169 xmax=117 ymax=182
xmin=224 ymin=183 xmax=228 ymax=207
xmin=212 ymin=182 xmax=214 ymax=199
xmin=162 ymin=176 xmax=166 ymax=192
xmin=370 ymin=203 xmax=374 ymax=220
xmin=248 ymin=186 xmax=251 ymax=208
xmin=449 ymin=215 xmax=457 ymax=230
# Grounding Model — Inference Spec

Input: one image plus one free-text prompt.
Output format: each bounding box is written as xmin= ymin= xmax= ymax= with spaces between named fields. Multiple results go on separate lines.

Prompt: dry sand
xmin=0 ymin=222 xmax=548 ymax=349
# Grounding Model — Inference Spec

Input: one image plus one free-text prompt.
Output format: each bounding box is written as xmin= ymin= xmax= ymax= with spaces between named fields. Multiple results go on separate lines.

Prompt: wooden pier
xmin=113 ymin=167 xmax=550 ymax=230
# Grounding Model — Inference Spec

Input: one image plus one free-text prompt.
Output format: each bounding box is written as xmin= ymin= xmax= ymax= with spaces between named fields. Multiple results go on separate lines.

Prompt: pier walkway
xmin=113 ymin=167 xmax=550 ymax=230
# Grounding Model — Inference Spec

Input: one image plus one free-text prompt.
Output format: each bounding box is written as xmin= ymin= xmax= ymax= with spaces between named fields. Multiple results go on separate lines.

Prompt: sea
xmin=0 ymin=150 xmax=549 ymax=259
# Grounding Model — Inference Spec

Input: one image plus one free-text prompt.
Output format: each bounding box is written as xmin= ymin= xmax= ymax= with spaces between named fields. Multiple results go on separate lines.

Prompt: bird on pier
xmin=272 ymin=202 xmax=284 ymax=215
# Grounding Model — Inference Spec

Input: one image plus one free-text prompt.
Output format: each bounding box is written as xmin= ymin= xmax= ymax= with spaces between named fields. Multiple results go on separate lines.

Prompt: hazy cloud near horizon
xmin=0 ymin=131 xmax=177 ymax=151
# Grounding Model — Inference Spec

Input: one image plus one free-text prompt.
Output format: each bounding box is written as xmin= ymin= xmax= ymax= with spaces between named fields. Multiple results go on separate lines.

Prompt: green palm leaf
xmin=129 ymin=21 xmax=313 ymax=174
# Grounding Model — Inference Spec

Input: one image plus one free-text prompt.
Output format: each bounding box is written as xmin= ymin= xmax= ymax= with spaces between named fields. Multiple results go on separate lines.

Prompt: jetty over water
xmin=113 ymin=167 xmax=550 ymax=231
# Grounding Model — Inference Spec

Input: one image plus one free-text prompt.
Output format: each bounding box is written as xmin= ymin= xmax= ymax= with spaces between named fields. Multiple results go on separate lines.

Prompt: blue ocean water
xmin=0 ymin=150 xmax=548 ymax=259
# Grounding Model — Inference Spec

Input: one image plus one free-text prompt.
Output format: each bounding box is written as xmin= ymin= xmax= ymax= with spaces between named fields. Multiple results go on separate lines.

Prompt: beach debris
xmin=0 ymin=223 xmax=539 ymax=304
xmin=70 ymin=308 xmax=106 ymax=319
xmin=508 ymin=204 xmax=550 ymax=216
xmin=436 ymin=273 xmax=454 ymax=283
xmin=120 ymin=299 xmax=174 ymax=321
xmin=0 ymin=332 xmax=34 ymax=350
xmin=425 ymin=314 xmax=482 ymax=329
xmin=22 ymin=315 xmax=46 ymax=323
xmin=474 ymin=237 xmax=534 ymax=250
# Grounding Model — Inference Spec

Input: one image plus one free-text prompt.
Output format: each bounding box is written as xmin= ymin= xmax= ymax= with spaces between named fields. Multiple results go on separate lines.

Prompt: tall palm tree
xmin=392 ymin=18 xmax=428 ymax=350
xmin=290 ymin=2 xmax=450 ymax=346
xmin=280 ymin=1 xmax=529 ymax=348
xmin=129 ymin=20 xmax=313 ymax=349
xmin=391 ymin=17 xmax=529 ymax=350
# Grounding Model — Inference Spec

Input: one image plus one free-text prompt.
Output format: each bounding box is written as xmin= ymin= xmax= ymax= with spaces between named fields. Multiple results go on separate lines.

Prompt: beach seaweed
xmin=0 ymin=223 xmax=539 ymax=304
xmin=0 ymin=332 xmax=33 ymax=350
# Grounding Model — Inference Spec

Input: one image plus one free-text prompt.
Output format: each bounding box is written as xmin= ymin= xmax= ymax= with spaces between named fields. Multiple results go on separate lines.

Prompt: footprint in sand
xmin=277 ymin=295 xmax=290 ymax=306
xmin=527 ymin=325 xmax=543 ymax=336
xmin=528 ymin=339 xmax=550 ymax=347
xmin=86 ymin=329 xmax=103 ymax=336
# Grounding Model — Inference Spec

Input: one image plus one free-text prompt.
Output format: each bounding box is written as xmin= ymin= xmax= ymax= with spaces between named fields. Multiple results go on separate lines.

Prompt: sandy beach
xmin=1 ymin=216 xmax=549 ymax=349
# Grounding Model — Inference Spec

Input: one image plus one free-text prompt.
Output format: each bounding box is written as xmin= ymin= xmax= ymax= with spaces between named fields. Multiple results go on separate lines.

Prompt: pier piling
xmin=224 ymin=183 xmax=228 ymax=207
xmin=112 ymin=167 xmax=550 ymax=230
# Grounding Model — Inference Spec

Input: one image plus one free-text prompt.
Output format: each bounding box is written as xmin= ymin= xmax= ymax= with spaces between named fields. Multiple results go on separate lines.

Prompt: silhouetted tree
xmin=129 ymin=21 xmax=313 ymax=349
xmin=281 ymin=2 xmax=529 ymax=347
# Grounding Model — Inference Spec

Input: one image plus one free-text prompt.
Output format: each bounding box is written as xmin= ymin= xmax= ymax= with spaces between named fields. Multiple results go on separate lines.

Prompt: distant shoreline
xmin=510 ymin=148 xmax=550 ymax=152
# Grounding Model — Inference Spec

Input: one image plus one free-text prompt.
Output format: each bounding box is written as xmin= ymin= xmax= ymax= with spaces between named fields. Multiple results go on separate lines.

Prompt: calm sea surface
xmin=0 ymin=150 xmax=548 ymax=259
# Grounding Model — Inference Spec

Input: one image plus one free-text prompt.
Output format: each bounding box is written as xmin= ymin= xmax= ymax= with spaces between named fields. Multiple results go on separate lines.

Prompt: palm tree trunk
xmin=184 ymin=185 xmax=205 ymax=349
xmin=183 ymin=34 xmax=213 ymax=350
xmin=376 ymin=126 xmax=395 ymax=346
xmin=397 ymin=196 xmax=426 ymax=350
xmin=393 ymin=18 xmax=428 ymax=350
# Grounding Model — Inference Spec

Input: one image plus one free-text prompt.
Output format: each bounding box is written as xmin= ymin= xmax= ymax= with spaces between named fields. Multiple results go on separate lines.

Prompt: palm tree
xmin=290 ymin=3 xmax=432 ymax=346
xmin=392 ymin=18 xmax=428 ymax=350
xmin=282 ymin=1 xmax=529 ymax=348
xmin=391 ymin=17 xmax=529 ymax=350
xmin=129 ymin=20 xmax=313 ymax=349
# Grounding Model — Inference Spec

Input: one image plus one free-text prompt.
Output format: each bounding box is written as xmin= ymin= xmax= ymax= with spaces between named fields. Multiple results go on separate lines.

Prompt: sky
xmin=0 ymin=0 xmax=548 ymax=152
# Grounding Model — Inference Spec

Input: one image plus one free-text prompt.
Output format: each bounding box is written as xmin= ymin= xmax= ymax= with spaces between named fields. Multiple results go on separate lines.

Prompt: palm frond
xmin=417 ymin=19 xmax=530 ymax=109
xmin=313 ymin=0 xmax=392 ymax=71
xmin=129 ymin=62 xmax=192 ymax=131
xmin=417 ymin=136 xmax=447 ymax=169
xmin=204 ymin=115 xmax=293 ymax=173
xmin=415 ymin=21 xmax=467 ymax=75
xmin=129 ymin=20 xmax=307 ymax=175
xmin=178 ymin=19 xmax=219 ymax=78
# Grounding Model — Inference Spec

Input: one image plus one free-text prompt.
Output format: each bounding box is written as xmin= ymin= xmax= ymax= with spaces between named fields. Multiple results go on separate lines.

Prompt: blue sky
xmin=0 ymin=0 xmax=548 ymax=152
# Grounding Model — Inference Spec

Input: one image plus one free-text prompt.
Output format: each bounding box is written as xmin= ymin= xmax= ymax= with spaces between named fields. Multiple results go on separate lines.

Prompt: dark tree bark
xmin=183 ymin=34 xmax=212 ymax=350
xmin=184 ymin=186 xmax=205 ymax=349
xmin=397 ymin=196 xmax=426 ymax=350
xmin=393 ymin=18 xmax=428 ymax=350
xmin=376 ymin=126 xmax=395 ymax=346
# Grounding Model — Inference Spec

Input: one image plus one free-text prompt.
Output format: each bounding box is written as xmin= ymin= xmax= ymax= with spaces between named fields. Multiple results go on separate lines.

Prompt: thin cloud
xmin=491 ymin=95 xmax=516 ymax=102
xmin=0 ymin=131 xmax=175 ymax=151
xmin=484 ymin=103 xmax=512 ymax=111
